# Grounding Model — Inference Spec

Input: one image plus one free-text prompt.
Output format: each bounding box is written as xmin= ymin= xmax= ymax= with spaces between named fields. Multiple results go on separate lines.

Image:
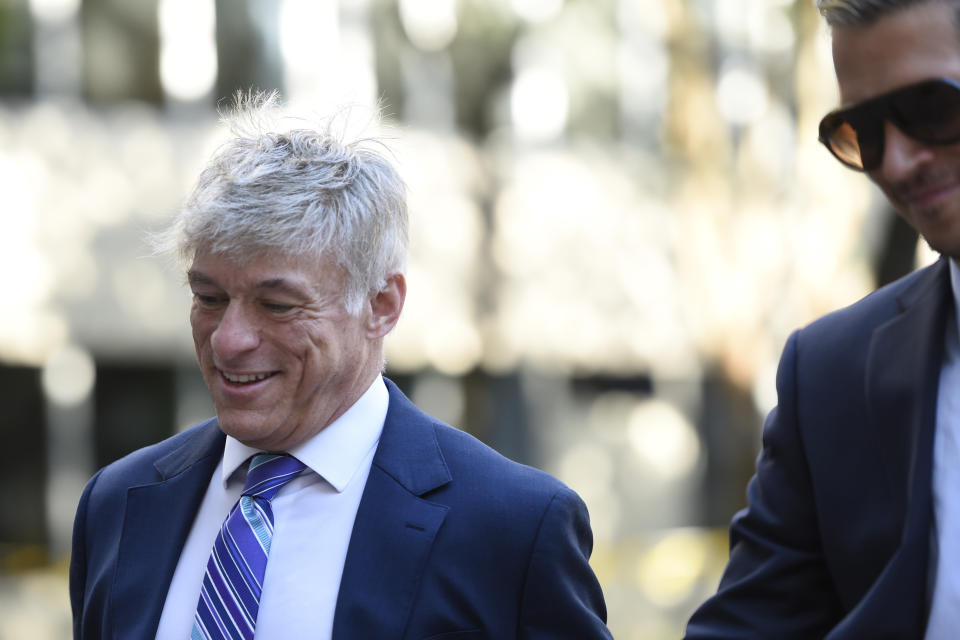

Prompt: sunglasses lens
xmin=894 ymin=79 xmax=960 ymax=143
xmin=822 ymin=119 xmax=864 ymax=169
xmin=820 ymin=114 xmax=881 ymax=171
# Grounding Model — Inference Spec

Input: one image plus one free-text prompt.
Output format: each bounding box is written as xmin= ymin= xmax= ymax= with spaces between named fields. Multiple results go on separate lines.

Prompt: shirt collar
xmin=220 ymin=374 xmax=389 ymax=492
xmin=951 ymin=259 xmax=960 ymax=338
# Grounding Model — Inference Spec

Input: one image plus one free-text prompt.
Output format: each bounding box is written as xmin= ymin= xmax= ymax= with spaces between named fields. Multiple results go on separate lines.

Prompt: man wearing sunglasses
xmin=686 ymin=1 xmax=960 ymax=638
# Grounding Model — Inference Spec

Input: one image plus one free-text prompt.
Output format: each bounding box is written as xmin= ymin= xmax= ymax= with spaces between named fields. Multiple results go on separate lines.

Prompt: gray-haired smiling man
xmin=69 ymin=94 xmax=612 ymax=640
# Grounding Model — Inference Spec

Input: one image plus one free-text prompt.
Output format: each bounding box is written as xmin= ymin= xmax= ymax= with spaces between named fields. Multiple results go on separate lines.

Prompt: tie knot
xmin=242 ymin=453 xmax=306 ymax=502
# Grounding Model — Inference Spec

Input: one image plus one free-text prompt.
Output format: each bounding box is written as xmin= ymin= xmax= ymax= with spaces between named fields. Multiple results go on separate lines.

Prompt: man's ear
xmin=366 ymin=272 xmax=406 ymax=338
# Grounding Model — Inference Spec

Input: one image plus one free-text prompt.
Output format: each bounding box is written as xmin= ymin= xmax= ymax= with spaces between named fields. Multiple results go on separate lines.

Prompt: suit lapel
xmin=332 ymin=380 xmax=452 ymax=640
xmin=867 ymin=260 xmax=949 ymax=518
xmin=846 ymin=259 xmax=951 ymax=637
xmin=111 ymin=421 xmax=224 ymax=640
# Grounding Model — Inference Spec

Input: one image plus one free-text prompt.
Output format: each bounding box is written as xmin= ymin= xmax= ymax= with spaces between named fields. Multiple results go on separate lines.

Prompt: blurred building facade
xmin=0 ymin=0 xmax=931 ymax=638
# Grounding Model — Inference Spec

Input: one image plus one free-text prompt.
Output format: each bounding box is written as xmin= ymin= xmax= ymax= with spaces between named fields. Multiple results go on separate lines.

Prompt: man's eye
xmin=262 ymin=302 xmax=294 ymax=313
xmin=193 ymin=293 xmax=224 ymax=307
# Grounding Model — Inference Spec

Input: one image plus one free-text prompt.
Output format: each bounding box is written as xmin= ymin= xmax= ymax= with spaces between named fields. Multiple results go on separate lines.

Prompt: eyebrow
xmin=255 ymin=278 xmax=311 ymax=298
xmin=187 ymin=270 xmax=310 ymax=298
xmin=187 ymin=270 xmax=216 ymax=287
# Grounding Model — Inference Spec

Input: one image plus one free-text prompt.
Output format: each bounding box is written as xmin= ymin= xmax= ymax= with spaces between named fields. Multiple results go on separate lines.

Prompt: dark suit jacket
xmin=686 ymin=258 xmax=952 ymax=639
xmin=70 ymin=378 xmax=611 ymax=639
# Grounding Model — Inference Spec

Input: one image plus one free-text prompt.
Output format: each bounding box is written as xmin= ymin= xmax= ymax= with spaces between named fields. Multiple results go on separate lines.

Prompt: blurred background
xmin=0 ymin=0 xmax=936 ymax=637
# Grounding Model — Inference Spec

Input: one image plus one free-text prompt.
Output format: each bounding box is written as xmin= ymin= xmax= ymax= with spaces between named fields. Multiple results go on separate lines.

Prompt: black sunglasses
xmin=818 ymin=77 xmax=960 ymax=171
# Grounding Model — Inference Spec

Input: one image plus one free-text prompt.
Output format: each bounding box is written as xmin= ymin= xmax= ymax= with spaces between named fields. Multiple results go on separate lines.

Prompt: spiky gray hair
xmin=164 ymin=91 xmax=408 ymax=315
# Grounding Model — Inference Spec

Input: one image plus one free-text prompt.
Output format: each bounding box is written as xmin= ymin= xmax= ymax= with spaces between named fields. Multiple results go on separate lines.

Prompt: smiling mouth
xmin=901 ymin=182 xmax=959 ymax=209
xmin=220 ymin=371 xmax=277 ymax=385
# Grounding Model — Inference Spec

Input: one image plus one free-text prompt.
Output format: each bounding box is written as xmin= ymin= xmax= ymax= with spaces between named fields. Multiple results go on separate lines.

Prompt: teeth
xmin=223 ymin=372 xmax=271 ymax=384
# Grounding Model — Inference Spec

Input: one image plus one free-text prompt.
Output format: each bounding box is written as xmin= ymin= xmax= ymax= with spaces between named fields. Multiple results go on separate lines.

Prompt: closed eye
xmin=261 ymin=301 xmax=295 ymax=314
xmin=193 ymin=292 xmax=225 ymax=307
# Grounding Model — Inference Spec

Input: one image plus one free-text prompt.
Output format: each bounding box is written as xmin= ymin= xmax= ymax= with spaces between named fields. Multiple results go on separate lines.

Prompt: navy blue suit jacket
xmin=686 ymin=259 xmax=952 ymax=639
xmin=70 ymin=379 xmax=611 ymax=639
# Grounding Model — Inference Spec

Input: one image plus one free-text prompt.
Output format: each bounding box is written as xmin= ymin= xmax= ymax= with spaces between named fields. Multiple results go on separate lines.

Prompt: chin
xmin=215 ymin=412 xmax=266 ymax=441
xmin=917 ymin=224 xmax=960 ymax=258
xmin=926 ymin=241 xmax=960 ymax=260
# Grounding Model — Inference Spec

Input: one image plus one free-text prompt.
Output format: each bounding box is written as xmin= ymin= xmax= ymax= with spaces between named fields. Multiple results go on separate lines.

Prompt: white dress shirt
xmin=155 ymin=375 xmax=388 ymax=640
xmin=925 ymin=260 xmax=960 ymax=639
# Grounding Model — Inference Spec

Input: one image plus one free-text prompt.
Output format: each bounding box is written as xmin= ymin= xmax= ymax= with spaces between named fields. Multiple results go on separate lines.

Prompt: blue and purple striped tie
xmin=192 ymin=453 xmax=306 ymax=640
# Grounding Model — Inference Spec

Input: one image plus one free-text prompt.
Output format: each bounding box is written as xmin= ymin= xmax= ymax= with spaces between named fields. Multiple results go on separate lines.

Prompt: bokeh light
xmin=716 ymin=62 xmax=768 ymax=127
xmin=628 ymin=400 xmax=701 ymax=483
xmin=636 ymin=529 xmax=710 ymax=608
xmin=511 ymin=65 xmax=569 ymax=142
xmin=510 ymin=0 xmax=564 ymax=24
xmin=399 ymin=0 xmax=458 ymax=52
xmin=158 ymin=0 xmax=217 ymax=101
xmin=41 ymin=344 xmax=95 ymax=407
xmin=29 ymin=0 xmax=79 ymax=23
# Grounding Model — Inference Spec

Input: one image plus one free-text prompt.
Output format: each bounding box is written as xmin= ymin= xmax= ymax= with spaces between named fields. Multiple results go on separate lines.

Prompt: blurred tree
xmin=448 ymin=1 xmax=517 ymax=138
xmin=82 ymin=0 xmax=162 ymax=104
xmin=0 ymin=0 xmax=33 ymax=96
xmin=214 ymin=0 xmax=283 ymax=103
xmin=94 ymin=363 xmax=175 ymax=468
xmin=0 ymin=366 xmax=45 ymax=555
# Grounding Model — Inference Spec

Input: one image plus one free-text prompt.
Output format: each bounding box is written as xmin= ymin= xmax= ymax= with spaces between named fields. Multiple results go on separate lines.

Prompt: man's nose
xmin=877 ymin=120 xmax=934 ymax=181
xmin=210 ymin=302 xmax=260 ymax=358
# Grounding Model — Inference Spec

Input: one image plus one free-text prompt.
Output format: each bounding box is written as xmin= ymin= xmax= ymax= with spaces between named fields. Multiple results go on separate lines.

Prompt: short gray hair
xmin=816 ymin=0 xmax=960 ymax=27
xmin=165 ymin=91 xmax=408 ymax=315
